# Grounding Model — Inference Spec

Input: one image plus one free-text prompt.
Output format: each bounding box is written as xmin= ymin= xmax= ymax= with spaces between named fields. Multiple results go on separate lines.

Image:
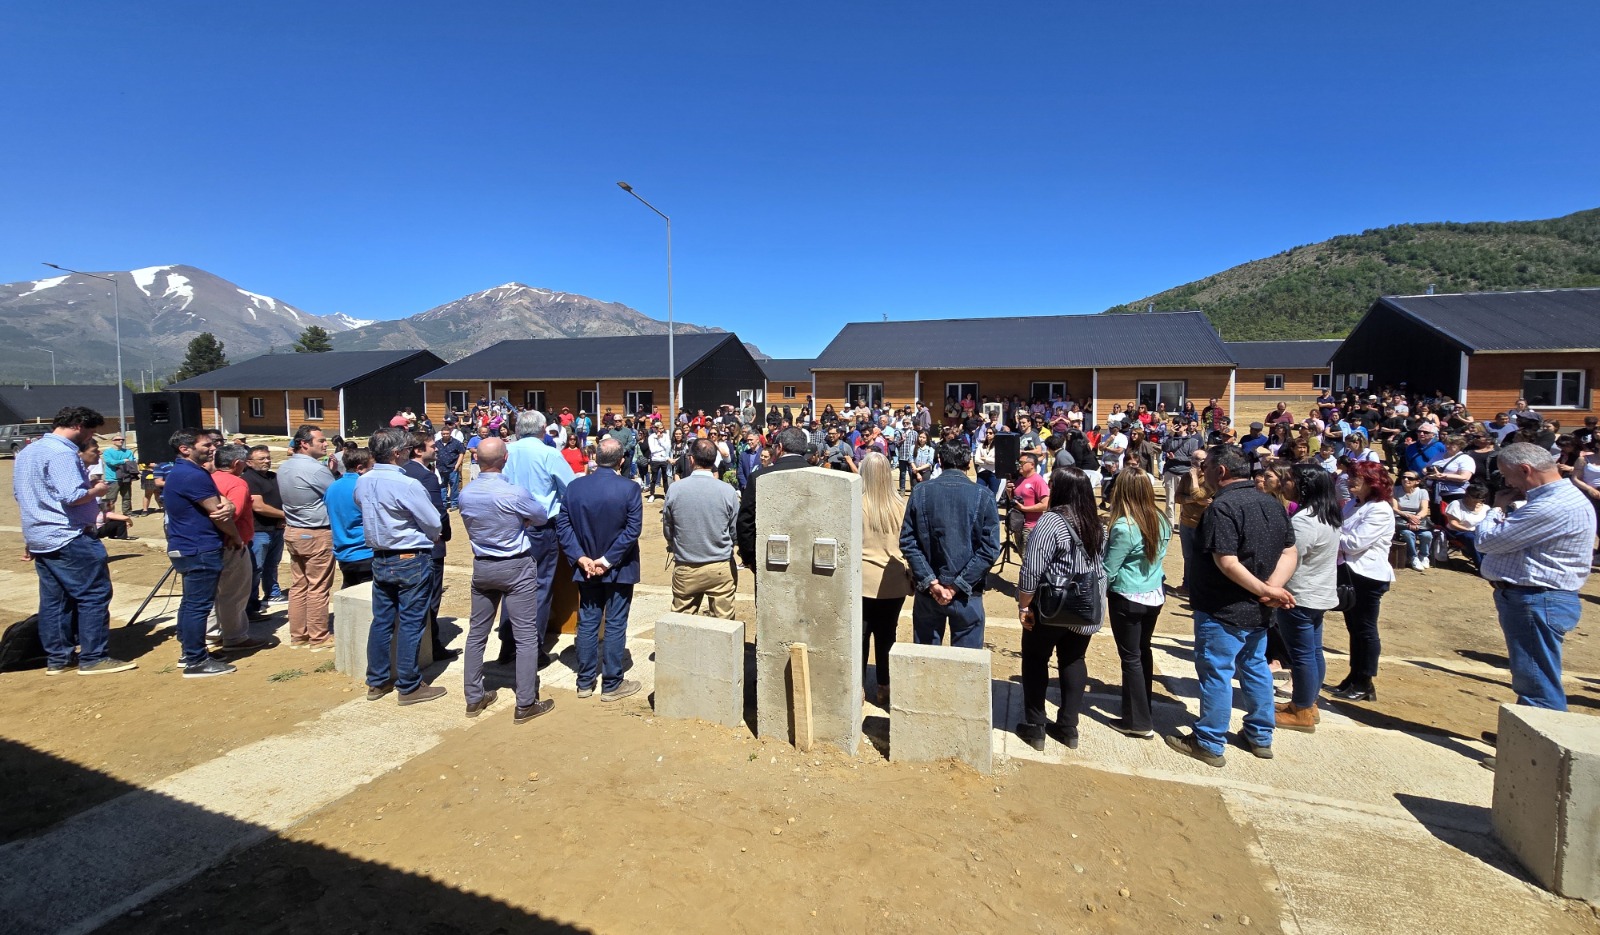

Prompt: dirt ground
xmin=2 ymin=452 xmax=1597 ymax=932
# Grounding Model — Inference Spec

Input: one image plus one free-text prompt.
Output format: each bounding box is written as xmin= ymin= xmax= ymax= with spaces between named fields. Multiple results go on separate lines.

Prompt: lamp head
xmin=616 ymin=181 xmax=633 ymax=192
xmin=43 ymin=263 xmax=64 ymax=271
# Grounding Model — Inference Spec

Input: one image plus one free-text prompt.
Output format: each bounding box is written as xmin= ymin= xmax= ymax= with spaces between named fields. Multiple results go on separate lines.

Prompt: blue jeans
xmin=439 ymin=469 xmax=462 ymax=506
xmin=576 ymin=581 xmax=633 ymax=693
xmin=1398 ymin=526 xmax=1434 ymax=564
xmin=32 ymin=534 xmax=113 ymax=667
xmin=1192 ymin=611 xmax=1274 ymax=756
xmin=1274 ymin=605 xmax=1326 ymax=708
xmin=1448 ymin=529 xmax=1480 ymax=566
xmin=170 ymin=549 xmax=224 ymax=667
xmin=249 ymin=526 xmax=285 ymax=613
xmin=911 ymin=589 xmax=985 ymax=649
xmin=367 ymin=551 xmax=434 ymax=694
xmin=1494 ymin=586 xmax=1581 ymax=710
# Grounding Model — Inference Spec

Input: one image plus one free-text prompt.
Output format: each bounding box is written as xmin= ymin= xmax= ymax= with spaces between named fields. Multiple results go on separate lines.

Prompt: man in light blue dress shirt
xmin=457 ymin=437 xmax=552 ymax=723
xmin=354 ymin=427 xmax=444 ymax=706
xmin=12 ymin=406 xmax=136 ymax=676
xmin=499 ymin=410 xmax=576 ymax=666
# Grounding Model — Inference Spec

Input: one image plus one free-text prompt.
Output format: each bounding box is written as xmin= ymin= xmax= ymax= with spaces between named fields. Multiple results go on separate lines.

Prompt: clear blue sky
xmin=4 ymin=1 xmax=1596 ymax=357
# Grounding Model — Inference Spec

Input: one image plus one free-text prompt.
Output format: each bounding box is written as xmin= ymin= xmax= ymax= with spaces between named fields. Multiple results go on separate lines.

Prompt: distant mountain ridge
xmin=1104 ymin=207 xmax=1600 ymax=340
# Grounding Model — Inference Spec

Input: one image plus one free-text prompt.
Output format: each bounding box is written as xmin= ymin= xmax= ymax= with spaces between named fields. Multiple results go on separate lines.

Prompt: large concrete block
xmin=755 ymin=467 xmax=863 ymax=754
xmin=888 ymin=643 xmax=993 ymax=774
xmin=654 ymin=612 xmax=746 ymax=729
xmin=1491 ymin=704 xmax=1600 ymax=901
xmin=332 ymin=582 xmax=433 ymax=684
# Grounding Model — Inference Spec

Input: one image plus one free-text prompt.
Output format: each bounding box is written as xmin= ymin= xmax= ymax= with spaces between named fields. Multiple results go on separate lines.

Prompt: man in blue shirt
xmin=1403 ymin=423 xmax=1446 ymax=476
xmin=12 ymin=406 xmax=135 ymax=676
xmin=325 ymin=447 xmax=375 ymax=588
xmin=500 ymin=410 xmax=577 ymax=667
xmin=435 ymin=420 xmax=468 ymax=509
xmin=355 ymin=427 xmax=444 ymax=705
xmin=458 ymin=436 xmax=551 ymax=722
xmin=164 ymin=429 xmax=244 ymax=678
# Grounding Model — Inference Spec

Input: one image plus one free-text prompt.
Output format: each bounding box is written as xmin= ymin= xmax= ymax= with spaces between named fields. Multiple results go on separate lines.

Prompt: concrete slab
xmin=653 ymin=612 xmax=745 ymax=728
xmin=1493 ymin=704 xmax=1600 ymax=901
xmin=889 ymin=643 xmax=993 ymax=773
xmin=332 ymin=581 xmax=432 ymax=684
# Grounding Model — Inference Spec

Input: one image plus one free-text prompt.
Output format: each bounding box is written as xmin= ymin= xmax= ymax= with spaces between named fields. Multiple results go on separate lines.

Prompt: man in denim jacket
xmin=899 ymin=440 xmax=1001 ymax=648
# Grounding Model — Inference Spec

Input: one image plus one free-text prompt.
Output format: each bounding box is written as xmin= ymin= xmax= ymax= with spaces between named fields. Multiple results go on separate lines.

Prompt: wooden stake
xmin=790 ymin=642 xmax=813 ymax=752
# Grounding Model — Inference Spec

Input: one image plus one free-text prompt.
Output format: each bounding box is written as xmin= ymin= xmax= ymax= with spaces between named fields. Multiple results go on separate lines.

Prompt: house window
xmin=524 ymin=390 xmax=546 ymax=412
xmin=446 ymin=390 xmax=469 ymax=414
xmin=1522 ymin=369 xmax=1586 ymax=409
xmin=577 ymin=390 xmax=598 ymax=415
xmin=782 ymin=385 xmax=797 ymax=400
xmin=1349 ymin=373 xmax=1370 ymax=390
xmin=1263 ymin=374 xmax=1285 ymax=391
xmin=249 ymin=397 xmax=264 ymax=419
xmin=1312 ymin=373 xmax=1332 ymax=391
xmin=845 ymin=383 xmax=883 ymax=408
xmin=1136 ymin=380 xmax=1186 ymax=411
xmin=624 ymin=390 xmax=654 ymax=416
xmin=945 ymin=383 xmax=978 ymax=408
xmin=1030 ymin=381 xmax=1067 ymax=402
xmin=304 ymin=397 xmax=324 ymax=420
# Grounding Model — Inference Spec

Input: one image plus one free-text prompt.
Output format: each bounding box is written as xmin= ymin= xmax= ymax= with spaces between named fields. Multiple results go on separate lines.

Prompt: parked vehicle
xmin=0 ymin=423 xmax=51 ymax=456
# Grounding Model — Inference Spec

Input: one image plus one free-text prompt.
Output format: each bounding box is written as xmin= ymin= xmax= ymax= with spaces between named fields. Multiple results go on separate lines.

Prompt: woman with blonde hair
xmin=1102 ymin=470 xmax=1169 ymax=738
xmin=858 ymin=452 xmax=910 ymax=706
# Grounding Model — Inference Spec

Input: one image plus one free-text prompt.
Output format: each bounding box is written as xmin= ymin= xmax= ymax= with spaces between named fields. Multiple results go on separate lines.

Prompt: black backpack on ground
xmin=0 ymin=615 xmax=47 ymax=671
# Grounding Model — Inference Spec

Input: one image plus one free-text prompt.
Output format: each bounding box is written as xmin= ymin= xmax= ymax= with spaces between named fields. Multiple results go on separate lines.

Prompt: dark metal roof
xmin=760 ymin=358 xmax=815 ymax=382
xmin=0 ymin=384 xmax=136 ymax=424
xmin=1374 ymin=288 xmax=1600 ymax=352
xmin=166 ymin=350 xmax=444 ymax=391
xmin=415 ymin=332 xmax=738 ymax=382
xmin=812 ymin=312 xmax=1234 ymax=370
xmin=1224 ymin=341 xmax=1341 ymax=370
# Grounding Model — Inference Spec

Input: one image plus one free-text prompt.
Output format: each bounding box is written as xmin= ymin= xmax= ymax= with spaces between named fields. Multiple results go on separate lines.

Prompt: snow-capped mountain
xmin=0 ymin=265 xmax=365 ymax=384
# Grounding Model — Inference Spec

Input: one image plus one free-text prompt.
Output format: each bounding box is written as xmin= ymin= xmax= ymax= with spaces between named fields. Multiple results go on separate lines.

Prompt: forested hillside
xmin=1105 ymin=208 xmax=1600 ymax=340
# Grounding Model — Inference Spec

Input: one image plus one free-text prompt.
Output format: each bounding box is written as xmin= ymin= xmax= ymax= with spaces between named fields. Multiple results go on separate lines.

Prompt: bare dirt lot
xmin=2 ymin=454 xmax=1597 ymax=933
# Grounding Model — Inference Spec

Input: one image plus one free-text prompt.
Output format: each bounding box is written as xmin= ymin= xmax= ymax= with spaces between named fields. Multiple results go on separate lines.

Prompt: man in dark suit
xmin=401 ymin=431 xmax=461 ymax=661
xmin=555 ymin=438 xmax=643 ymax=701
xmin=736 ymin=426 xmax=812 ymax=568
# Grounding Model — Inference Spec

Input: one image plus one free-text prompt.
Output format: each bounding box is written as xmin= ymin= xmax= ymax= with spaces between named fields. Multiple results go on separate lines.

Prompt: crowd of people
xmin=11 ymin=382 xmax=1594 ymax=770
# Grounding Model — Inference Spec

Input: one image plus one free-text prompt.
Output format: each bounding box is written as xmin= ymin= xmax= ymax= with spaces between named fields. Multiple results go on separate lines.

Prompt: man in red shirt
xmin=210 ymin=445 xmax=269 ymax=651
xmin=1010 ymin=453 xmax=1051 ymax=551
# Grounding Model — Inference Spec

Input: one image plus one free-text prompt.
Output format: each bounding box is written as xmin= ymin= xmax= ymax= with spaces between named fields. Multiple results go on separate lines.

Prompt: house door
xmin=219 ymin=396 xmax=239 ymax=433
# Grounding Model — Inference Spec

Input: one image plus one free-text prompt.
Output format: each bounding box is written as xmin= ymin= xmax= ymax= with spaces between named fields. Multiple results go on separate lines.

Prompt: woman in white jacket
xmin=1329 ymin=460 xmax=1395 ymax=702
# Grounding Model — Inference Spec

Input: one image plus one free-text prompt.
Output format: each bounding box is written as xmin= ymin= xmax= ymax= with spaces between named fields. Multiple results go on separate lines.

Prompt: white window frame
xmin=1349 ymin=373 xmax=1370 ymax=390
xmin=303 ymin=397 xmax=324 ymax=420
xmin=1262 ymin=374 xmax=1285 ymax=391
xmin=624 ymin=390 xmax=654 ymax=415
xmin=1312 ymin=373 xmax=1332 ymax=391
xmin=945 ymin=382 xmax=978 ymax=406
xmin=1522 ymin=369 xmax=1586 ymax=409
xmin=782 ymin=385 xmax=797 ymax=400
xmin=578 ymin=390 xmax=599 ymax=414
xmin=524 ymin=389 xmax=546 ymax=412
xmin=248 ymin=397 xmax=265 ymax=419
xmin=1136 ymin=380 xmax=1186 ymax=411
xmin=1030 ymin=381 xmax=1067 ymax=402
xmin=845 ymin=383 xmax=883 ymax=408
xmin=446 ymin=390 xmax=469 ymax=414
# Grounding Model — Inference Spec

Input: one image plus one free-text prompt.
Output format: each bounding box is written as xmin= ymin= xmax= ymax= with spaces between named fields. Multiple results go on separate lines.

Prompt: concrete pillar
xmin=654 ymin=612 xmax=745 ymax=729
xmin=755 ymin=466 xmax=863 ymax=754
xmin=1492 ymin=704 xmax=1600 ymax=901
xmin=332 ymin=581 xmax=433 ymax=684
xmin=887 ymin=643 xmax=993 ymax=774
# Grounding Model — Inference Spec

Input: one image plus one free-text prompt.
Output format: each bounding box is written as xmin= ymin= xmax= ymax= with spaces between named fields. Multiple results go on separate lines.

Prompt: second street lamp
xmin=616 ymin=181 xmax=675 ymax=424
xmin=44 ymin=262 xmax=125 ymax=431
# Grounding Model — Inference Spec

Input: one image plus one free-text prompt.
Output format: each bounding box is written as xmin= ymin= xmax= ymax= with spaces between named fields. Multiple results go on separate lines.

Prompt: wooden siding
xmin=198 ymin=389 xmax=340 ymax=438
xmin=1466 ymin=352 xmax=1598 ymax=422
xmin=423 ymin=378 xmax=674 ymax=425
xmin=1234 ymin=366 xmax=1330 ymax=411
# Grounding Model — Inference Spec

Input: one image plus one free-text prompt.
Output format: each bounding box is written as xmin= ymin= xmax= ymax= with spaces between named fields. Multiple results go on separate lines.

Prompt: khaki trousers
xmin=670 ymin=559 xmax=738 ymax=619
xmin=206 ymin=546 xmax=251 ymax=644
xmin=287 ymin=527 xmax=335 ymax=645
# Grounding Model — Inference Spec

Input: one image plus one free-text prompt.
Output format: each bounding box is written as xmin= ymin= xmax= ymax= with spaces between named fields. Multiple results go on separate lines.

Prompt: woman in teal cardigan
xmin=1102 ymin=469 xmax=1171 ymax=738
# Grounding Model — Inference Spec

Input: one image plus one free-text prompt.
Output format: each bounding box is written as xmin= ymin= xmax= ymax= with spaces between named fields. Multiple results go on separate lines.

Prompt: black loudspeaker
xmin=993 ymin=432 xmax=1021 ymax=480
xmin=133 ymin=391 xmax=202 ymax=464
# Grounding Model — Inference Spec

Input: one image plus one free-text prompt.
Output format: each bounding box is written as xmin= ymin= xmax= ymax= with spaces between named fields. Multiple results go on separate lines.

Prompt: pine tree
xmin=293 ymin=325 xmax=334 ymax=353
xmin=175 ymin=333 xmax=228 ymax=380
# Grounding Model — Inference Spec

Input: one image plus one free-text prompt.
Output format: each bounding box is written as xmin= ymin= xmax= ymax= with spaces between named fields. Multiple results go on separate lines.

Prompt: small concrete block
xmin=1491 ymin=704 xmax=1600 ymax=902
xmin=888 ymin=643 xmax=993 ymax=774
xmin=654 ymin=612 xmax=745 ymax=729
xmin=332 ymin=582 xmax=432 ymax=684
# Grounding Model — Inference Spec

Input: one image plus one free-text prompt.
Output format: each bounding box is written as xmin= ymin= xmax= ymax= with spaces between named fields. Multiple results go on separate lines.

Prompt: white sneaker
xmin=1410 ymin=559 xmax=1426 ymax=572
xmin=1420 ymin=558 xmax=1431 ymax=570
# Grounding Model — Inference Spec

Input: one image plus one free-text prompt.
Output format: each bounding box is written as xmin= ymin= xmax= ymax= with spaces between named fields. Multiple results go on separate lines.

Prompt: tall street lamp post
xmin=31 ymin=347 xmax=56 ymax=384
xmin=616 ymin=181 xmax=675 ymax=423
xmin=44 ymin=262 xmax=125 ymax=431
